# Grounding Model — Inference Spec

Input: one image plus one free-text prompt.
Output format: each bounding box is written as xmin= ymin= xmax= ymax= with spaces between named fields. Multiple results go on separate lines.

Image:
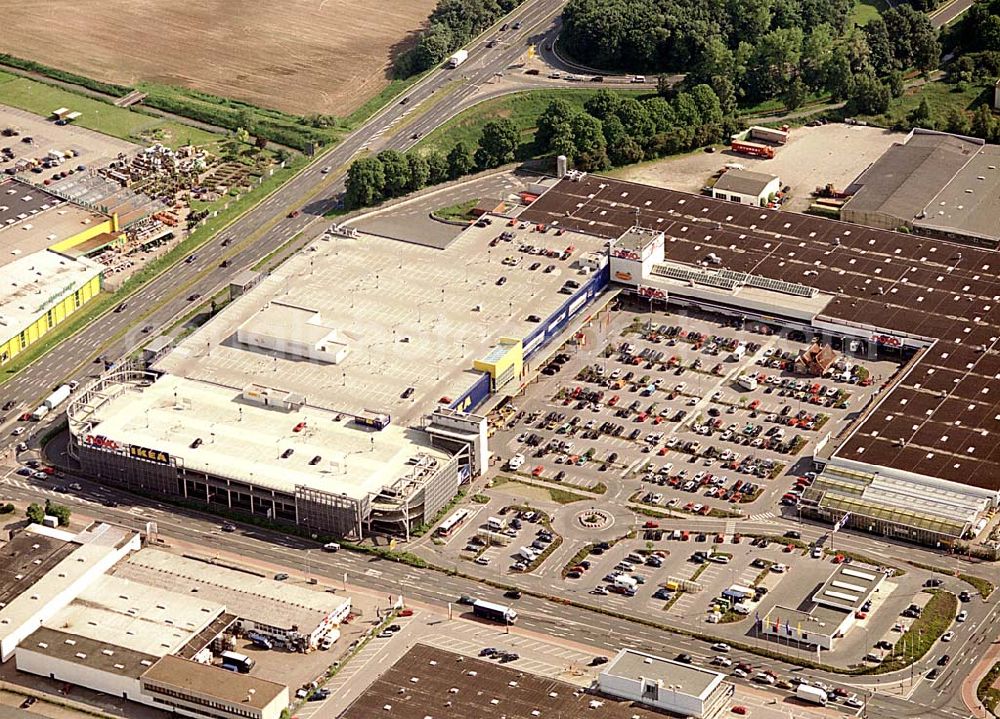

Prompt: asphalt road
xmin=0 ymin=0 xmax=568 ymax=449
xmin=0 ymin=458 xmax=982 ymax=719
xmin=930 ymin=0 xmax=974 ymax=26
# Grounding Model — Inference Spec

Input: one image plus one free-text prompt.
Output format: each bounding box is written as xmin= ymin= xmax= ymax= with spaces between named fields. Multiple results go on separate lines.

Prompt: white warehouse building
xmin=598 ymin=649 xmax=733 ymax=718
xmin=710 ymin=169 xmax=781 ymax=207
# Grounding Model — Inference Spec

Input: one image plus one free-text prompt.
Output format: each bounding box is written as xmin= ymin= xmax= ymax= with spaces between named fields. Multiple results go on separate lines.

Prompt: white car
xmin=711 ymin=642 xmax=730 ymax=652
xmin=771 ymin=563 xmax=787 ymax=573
xmin=846 ymin=695 xmax=864 ymax=709
xmin=11 ymin=427 xmax=25 ymax=436
xmin=711 ymin=656 xmax=733 ymax=667
xmin=941 ymin=631 xmax=954 ymax=641
xmin=957 ymin=611 xmax=968 ymax=622
xmin=475 ymin=556 xmax=490 ymax=566
xmin=732 ymin=668 xmax=748 ymax=678
xmin=507 ymin=453 xmax=525 ymax=470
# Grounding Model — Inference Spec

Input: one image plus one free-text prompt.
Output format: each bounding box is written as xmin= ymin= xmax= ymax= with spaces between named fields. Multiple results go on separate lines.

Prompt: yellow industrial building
xmin=0 ymin=179 xmax=116 ymax=365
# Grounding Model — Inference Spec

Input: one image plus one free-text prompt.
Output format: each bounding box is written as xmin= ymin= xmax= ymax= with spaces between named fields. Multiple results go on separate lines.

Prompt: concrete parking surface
xmin=614 ymin=124 xmax=904 ymax=211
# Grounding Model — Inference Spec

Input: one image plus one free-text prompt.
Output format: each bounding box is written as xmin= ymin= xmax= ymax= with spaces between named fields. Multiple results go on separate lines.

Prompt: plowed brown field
xmin=0 ymin=0 xmax=435 ymax=116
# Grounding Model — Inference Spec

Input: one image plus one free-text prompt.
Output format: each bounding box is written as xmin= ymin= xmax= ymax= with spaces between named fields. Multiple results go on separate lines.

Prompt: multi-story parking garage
xmin=68 ymin=218 xmax=610 ymax=539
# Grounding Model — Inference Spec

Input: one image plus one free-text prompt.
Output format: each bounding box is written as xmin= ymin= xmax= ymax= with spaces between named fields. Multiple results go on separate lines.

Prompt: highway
xmin=0 ymin=0 xmax=568 ymax=450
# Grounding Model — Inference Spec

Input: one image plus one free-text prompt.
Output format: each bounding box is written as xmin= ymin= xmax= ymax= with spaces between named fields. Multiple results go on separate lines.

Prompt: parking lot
xmin=0 ymin=104 xmax=139 ymax=183
xmin=495 ymin=304 xmax=900 ymax=523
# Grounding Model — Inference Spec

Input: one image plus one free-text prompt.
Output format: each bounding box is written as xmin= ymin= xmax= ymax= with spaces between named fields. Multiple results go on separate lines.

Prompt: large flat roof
xmin=521 ymin=175 xmax=1000 ymax=490
xmin=916 ymin=143 xmax=1000 ymax=241
xmin=0 ymin=524 xmax=136 ymax=651
xmin=45 ymin=574 xmax=225 ymax=656
xmin=601 ymin=649 xmax=725 ymax=700
xmin=0 ymin=249 xmax=103 ymax=339
xmin=0 ymin=529 xmax=75 ymax=612
xmin=843 ymin=130 xmax=980 ymax=224
xmin=142 ymin=654 xmax=287 ymax=711
xmin=340 ymin=644 xmax=673 ymax=719
xmin=79 ymin=373 xmax=450 ymax=499
xmin=114 ymin=549 xmax=349 ymax=633
xmin=18 ymin=626 xmax=159 ymax=680
xmin=0 ymin=179 xmax=109 ymax=261
xmin=154 ymin=222 xmax=607 ymax=425
xmin=812 ymin=563 xmax=884 ymax=612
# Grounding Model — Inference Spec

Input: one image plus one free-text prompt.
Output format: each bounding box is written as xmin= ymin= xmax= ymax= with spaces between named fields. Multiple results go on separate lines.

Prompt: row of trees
xmin=534 ymin=86 xmax=731 ymax=170
xmin=344 ymin=118 xmax=520 ymax=208
xmin=344 ymin=84 xmax=734 ymax=209
xmin=395 ymin=0 xmax=525 ymax=77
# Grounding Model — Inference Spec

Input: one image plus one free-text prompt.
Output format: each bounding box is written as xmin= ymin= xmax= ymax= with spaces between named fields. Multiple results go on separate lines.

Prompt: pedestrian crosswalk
xmin=746 ymin=511 xmax=777 ymax=522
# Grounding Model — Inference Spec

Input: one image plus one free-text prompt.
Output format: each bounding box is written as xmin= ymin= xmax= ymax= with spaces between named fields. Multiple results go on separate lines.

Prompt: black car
xmin=590 ymin=656 xmax=609 ymax=666
xmin=401 ymin=386 xmax=415 ymax=399
xmin=937 ymin=655 xmax=951 ymax=666
xmin=927 ymin=668 xmax=940 ymax=680
xmin=783 ymin=530 xmax=801 ymax=539
xmin=496 ymin=276 xmax=507 ymax=286
xmin=923 ymin=578 xmax=944 ymax=587
xmin=676 ymin=653 xmax=693 ymax=664
xmin=458 ymin=595 xmax=476 ymax=605
xmin=504 ymin=589 xmax=523 ymax=599
xmin=101 ymin=498 xmax=120 ymax=507
xmin=2 ymin=400 xmax=15 ymax=410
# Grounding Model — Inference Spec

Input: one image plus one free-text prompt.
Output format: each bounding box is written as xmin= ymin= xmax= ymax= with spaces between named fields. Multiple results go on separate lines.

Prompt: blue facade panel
xmin=450 ymin=370 xmax=492 ymax=413
xmin=446 ymin=263 xmax=610 ymax=414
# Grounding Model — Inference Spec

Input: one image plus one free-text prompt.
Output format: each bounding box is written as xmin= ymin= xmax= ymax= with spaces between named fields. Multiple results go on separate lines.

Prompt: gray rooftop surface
xmin=0 ymin=530 xmax=75 ymax=610
xmin=18 ymin=626 xmax=159 ymax=679
xmin=142 ymin=654 xmax=287 ymax=710
xmin=0 ymin=179 xmax=109 ymax=263
xmin=45 ymin=574 xmax=225 ymax=657
xmin=916 ymin=143 xmax=1000 ymax=241
xmin=114 ymin=549 xmax=349 ymax=632
xmin=602 ymin=649 xmax=725 ymax=699
xmin=713 ymin=169 xmax=779 ymax=196
xmin=843 ymin=130 xmax=990 ymax=234
xmin=340 ymin=644 xmax=680 ymax=719
xmin=811 ymin=563 xmax=884 ymax=612
xmin=154 ymin=222 xmax=606 ymax=425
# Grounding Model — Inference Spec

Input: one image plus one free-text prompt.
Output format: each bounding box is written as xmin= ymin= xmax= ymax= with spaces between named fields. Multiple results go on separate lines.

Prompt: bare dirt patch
xmin=613 ymin=124 xmax=904 ymax=211
xmin=0 ymin=0 xmax=436 ymax=116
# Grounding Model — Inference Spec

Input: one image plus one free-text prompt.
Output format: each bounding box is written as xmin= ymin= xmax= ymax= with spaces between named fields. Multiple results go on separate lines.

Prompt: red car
xmin=293 ymin=422 xmax=306 ymax=433
xmin=732 ymin=706 xmax=747 ymax=715
xmin=643 ymin=520 xmax=660 ymax=529
xmin=532 ymin=465 xmax=544 ymax=477
xmin=287 ymin=210 xmax=300 ymax=218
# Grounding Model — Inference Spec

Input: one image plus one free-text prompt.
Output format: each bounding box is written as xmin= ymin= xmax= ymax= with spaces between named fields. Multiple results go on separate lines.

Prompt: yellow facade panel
xmin=48 ymin=216 xmax=117 ymax=254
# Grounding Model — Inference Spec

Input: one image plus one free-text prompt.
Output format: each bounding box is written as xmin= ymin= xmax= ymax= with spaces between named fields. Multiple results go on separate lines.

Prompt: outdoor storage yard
xmin=0 ymin=104 xmax=139 ymax=173
xmin=615 ymin=124 xmax=904 ymax=212
xmin=0 ymin=0 xmax=437 ymax=116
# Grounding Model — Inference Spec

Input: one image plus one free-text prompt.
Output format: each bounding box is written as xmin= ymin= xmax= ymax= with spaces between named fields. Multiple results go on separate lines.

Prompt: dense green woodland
xmin=562 ymin=0 xmax=941 ymax=109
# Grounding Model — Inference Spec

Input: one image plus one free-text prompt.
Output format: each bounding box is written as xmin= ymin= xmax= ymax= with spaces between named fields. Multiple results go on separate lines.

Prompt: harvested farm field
xmin=0 ymin=0 xmax=436 ymax=116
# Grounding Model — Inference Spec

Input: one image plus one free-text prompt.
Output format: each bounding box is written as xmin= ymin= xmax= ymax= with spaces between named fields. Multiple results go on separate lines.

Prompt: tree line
xmin=395 ymin=0 xmax=525 ymax=77
xmin=344 ymin=84 xmax=734 ymax=209
xmin=344 ymin=118 xmax=521 ymax=208
xmin=560 ymin=0 xmax=941 ymax=116
xmin=911 ymin=0 xmax=1000 ymax=142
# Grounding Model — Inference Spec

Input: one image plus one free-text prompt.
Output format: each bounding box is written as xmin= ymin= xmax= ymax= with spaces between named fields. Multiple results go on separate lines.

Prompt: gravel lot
xmin=614 ymin=124 xmax=905 ymax=211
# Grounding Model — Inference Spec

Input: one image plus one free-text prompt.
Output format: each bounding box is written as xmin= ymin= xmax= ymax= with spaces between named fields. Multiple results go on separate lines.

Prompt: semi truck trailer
xmin=447 ymin=49 xmax=469 ymax=68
